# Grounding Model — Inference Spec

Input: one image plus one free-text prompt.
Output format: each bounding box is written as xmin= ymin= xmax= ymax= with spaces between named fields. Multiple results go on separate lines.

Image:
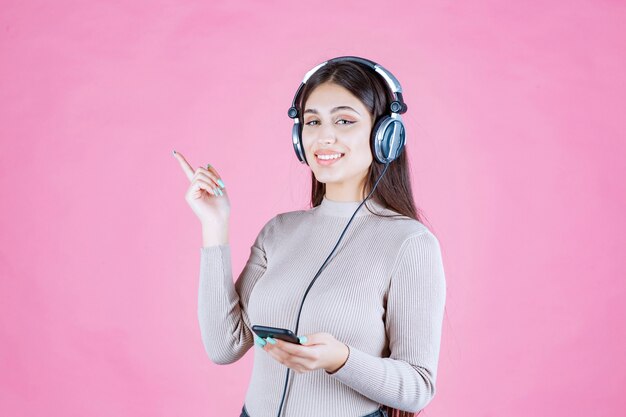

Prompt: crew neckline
xmin=314 ymin=196 xmax=389 ymax=218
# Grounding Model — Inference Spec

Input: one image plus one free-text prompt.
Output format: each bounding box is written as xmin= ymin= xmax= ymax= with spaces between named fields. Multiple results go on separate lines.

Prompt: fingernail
xmin=298 ymin=336 xmax=307 ymax=344
xmin=217 ymin=179 xmax=225 ymax=188
xmin=207 ymin=163 xmax=212 ymax=169
xmin=266 ymin=337 xmax=277 ymax=345
xmin=254 ymin=335 xmax=266 ymax=347
xmin=217 ymin=188 xmax=224 ymax=196
xmin=213 ymin=187 xmax=220 ymax=196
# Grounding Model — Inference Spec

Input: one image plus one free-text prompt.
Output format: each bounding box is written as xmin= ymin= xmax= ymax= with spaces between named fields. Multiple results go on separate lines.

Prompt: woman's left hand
xmin=258 ymin=332 xmax=350 ymax=374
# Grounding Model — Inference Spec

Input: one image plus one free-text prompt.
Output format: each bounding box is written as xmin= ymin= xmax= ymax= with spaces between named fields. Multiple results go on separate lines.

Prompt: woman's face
xmin=301 ymin=82 xmax=374 ymax=200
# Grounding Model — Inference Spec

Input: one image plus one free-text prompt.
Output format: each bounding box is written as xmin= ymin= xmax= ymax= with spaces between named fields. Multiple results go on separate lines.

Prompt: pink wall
xmin=1 ymin=1 xmax=624 ymax=416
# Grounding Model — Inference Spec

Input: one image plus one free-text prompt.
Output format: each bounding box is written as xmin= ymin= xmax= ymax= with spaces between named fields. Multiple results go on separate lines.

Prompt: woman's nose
xmin=318 ymin=126 xmax=336 ymax=144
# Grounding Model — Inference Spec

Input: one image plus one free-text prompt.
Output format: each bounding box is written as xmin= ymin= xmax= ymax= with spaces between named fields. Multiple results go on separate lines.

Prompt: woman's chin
xmin=313 ymin=172 xmax=342 ymax=184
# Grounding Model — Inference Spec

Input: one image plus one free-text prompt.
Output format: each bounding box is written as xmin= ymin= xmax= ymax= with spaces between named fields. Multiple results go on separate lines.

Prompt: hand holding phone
xmin=252 ymin=325 xmax=302 ymax=344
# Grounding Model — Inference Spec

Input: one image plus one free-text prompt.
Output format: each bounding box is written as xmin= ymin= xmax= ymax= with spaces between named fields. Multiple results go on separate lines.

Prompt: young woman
xmin=174 ymin=57 xmax=446 ymax=417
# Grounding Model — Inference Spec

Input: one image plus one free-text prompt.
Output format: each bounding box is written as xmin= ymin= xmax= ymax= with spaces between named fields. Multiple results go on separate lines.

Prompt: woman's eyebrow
xmin=303 ymin=106 xmax=361 ymax=115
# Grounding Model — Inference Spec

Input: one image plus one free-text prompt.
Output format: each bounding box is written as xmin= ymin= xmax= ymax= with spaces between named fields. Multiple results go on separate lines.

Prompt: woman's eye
xmin=305 ymin=119 xmax=354 ymax=126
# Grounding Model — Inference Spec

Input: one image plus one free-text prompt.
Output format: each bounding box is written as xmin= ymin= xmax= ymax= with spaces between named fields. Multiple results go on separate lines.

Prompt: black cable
xmin=274 ymin=161 xmax=392 ymax=417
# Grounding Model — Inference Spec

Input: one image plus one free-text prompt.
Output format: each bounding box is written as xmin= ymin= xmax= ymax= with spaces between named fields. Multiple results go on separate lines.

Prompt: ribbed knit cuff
xmin=325 ymin=344 xmax=377 ymax=386
xmin=325 ymin=345 xmax=351 ymax=375
xmin=200 ymin=243 xmax=230 ymax=254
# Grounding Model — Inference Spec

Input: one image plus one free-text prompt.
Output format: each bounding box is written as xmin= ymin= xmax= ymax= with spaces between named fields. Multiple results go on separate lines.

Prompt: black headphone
xmin=287 ymin=55 xmax=408 ymax=166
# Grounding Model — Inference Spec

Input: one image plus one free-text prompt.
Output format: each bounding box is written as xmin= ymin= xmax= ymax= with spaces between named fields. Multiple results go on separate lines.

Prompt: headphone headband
xmin=287 ymin=55 xmax=408 ymax=119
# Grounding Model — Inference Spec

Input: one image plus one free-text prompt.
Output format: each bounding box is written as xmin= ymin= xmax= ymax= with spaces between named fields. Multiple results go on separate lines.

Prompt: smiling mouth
xmin=315 ymin=153 xmax=345 ymax=165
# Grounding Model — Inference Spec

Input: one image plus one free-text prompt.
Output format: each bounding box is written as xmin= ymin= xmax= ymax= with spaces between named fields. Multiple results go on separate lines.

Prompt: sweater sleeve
xmin=326 ymin=231 xmax=447 ymax=413
xmin=197 ymin=216 xmax=275 ymax=365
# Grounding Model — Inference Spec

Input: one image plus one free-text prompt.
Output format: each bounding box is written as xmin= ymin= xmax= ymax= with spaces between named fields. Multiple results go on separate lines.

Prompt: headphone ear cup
xmin=392 ymin=121 xmax=406 ymax=159
xmin=371 ymin=116 xmax=405 ymax=164
xmin=292 ymin=122 xmax=308 ymax=164
xmin=371 ymin=116 xmax=389 ymax=164
xmin=372 ymin=116 xmax=406 ymax=164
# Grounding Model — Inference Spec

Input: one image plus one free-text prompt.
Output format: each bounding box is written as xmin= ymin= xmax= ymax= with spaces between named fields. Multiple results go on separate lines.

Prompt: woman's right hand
xmin=173 ymin=150 xmax=231 ymax=226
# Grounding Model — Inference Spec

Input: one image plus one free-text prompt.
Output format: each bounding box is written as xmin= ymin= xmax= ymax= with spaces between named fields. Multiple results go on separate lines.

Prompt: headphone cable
xmin=274 ymin=161 xmax=391 ymax=417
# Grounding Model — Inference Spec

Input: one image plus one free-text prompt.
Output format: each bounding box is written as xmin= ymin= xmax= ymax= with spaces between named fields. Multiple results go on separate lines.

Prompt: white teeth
xmin=317 ymin=153 xmax=343 ymax=160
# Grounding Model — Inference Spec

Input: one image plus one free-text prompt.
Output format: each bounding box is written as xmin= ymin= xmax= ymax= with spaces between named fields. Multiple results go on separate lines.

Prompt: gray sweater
xmin=198 ymin=196 xmax=447 ymax=416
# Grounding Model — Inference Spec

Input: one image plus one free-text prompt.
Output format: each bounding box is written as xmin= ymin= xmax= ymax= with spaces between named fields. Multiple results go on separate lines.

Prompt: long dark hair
xmin=296 ymin=59 xmax=427 ymax=225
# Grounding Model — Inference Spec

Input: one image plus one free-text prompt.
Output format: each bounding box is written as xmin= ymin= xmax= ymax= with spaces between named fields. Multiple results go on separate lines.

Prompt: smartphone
xmin=252 ymin=325 xmax=301 ymax=345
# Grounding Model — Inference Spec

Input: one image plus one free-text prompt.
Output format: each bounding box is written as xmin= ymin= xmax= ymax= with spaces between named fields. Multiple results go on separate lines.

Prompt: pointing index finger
xmin=173 ymin=151 xmax=195 ymax=182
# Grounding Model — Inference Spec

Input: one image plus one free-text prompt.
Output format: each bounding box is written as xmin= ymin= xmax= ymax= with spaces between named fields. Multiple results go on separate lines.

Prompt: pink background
xmin=1 ymin=1 xmax=624 ymax=416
